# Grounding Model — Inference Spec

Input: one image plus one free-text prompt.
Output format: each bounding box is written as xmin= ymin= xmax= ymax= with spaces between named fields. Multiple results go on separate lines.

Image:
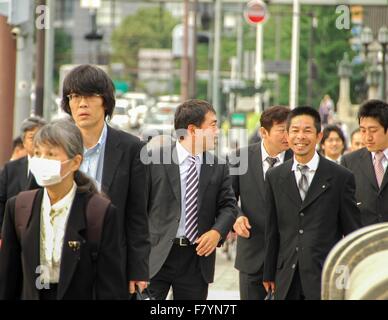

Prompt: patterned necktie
xmin=185 ymin=155 xmax=199 ymax=243
xmin=374 ymin=151 xmax=386 ymax=188
xmin=49 ymin=207 xmax=65 ymax=225
xmin=297 ymin=164 xmax=309 ymax=201
xmin=266 ymin=157 xmax=278 ymax=168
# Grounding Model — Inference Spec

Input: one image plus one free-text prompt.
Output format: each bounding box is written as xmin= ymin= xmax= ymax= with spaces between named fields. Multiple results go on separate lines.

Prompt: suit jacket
xmin=0 ymin=188 xmax=127 ymax=300
xmin=231 ymin=143 xmax=293 ymax=274
xmin=0 ymin=157 xmax=38 ymax=236
xmin=341 ymin=148 xmax=388 ymax=226
xmin=263 ymin=156 xmax=361 ymax=300
xmin=146 ymin=146 xmax=238 ymax=283
xmin=101 ymin=126 xmax=150 ymax=281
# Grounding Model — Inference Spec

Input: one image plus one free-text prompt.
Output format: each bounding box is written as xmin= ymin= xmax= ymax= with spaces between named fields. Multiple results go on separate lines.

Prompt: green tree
xmin=54 ymin=28 xmax=72 ymax=92
xmin=111 ymin=7 xmax=178 ymax=85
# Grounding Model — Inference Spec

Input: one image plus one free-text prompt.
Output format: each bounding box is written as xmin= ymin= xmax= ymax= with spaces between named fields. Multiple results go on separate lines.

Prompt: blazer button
xmin=299 ymin=229 xmax=304 ymax=234
xmin=300 ymin=212 xmax=304 ymax=217
xmin=292 ymin=264 xmax=296 ymax=269
xmin=295 ymin=247 xmax=299 ymax=252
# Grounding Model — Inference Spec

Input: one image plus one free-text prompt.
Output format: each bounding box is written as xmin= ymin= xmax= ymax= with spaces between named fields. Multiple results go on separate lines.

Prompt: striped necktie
xmin=297 ymin=164 xmax=309 ymax=201
xmin=185 ymin=155 xmax=199 ymax=244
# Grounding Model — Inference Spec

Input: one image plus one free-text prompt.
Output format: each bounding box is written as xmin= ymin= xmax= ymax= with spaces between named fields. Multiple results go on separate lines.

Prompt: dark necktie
xmin=266 ymin=157 xmax=278 ymax=168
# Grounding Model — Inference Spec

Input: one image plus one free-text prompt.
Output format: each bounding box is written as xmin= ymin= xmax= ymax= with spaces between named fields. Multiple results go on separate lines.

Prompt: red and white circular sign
xmin=244 ymin=0 xmax=268 ymax=25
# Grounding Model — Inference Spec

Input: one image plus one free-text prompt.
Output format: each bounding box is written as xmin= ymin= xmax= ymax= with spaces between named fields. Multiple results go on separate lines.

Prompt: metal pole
xmin=212 ymin=0 xmax=222 ymax=117
xmin=236 ymin=3 xmax=243 ymax=81
xmin=254 ymin=23 xmax=263 ymax=113
xmin=383 ymin=45 xmax=387 ymax=102
xmin=275 ymin=12 xmax=281 ymax=105
xmin=35 ymin=0 xmax=46 ymax=116
xmin=44 ymin=0 xmax=55 ymax=120
xmin=181 ymin=0 xmax=190 ymax=101
xmin=289 ymin=0 xmax=300 ymax=109
xmin=13 ymin=0 xmax=34 ymax=136
xmin=307 ymin=13 xmax=314 ymax=106
xmin=191 ymin=0 xmax=199 ymax=98
xmin=0 ymin=16 xmax=16 ymax=166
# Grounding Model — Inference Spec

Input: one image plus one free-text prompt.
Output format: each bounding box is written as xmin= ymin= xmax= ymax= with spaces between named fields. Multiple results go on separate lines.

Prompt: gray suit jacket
xmin=146 ymin=145 xmax=238 ymax=283
xmin=341 ymin=147 xmax=388 ymax=226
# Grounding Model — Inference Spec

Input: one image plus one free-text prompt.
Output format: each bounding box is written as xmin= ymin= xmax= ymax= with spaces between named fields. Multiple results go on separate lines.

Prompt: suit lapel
xmin=197 ymin=152 xmax=215 ymax=212
xmin=279 ymin=160 xmax=302 ymax=207
xmin=57 ymin=191 xmax=87 ymax=300
xmin=22 ymin=189 xmax=43 ymax=300
xmin=18 ymin=157 xmax=29 ymax=190
xmin=249 ymin=144 xmax=265 ymax=198
xmin=358 ymin=149 xmax=378 ymax=191
xmin=300 ymin=157 xmax=331 ymax=212
xmin=164 ymin=146 xmax=181 ymax=207
xmin=102 ymin=126 xmax=124 ymax=194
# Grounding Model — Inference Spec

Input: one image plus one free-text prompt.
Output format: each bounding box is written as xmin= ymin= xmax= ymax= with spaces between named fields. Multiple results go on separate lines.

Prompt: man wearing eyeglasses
xmin=61 ymin=65 xmax=150 ymax=298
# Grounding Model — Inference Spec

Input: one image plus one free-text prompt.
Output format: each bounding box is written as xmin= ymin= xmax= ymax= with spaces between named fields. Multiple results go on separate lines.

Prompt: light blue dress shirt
xmin=79 ymin=122 xmax=108 ymax=191
xmin=175 ymin=141 xmax=203 ymax=238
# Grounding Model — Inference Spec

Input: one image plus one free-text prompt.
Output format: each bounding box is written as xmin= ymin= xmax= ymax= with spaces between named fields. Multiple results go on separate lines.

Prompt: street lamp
xmin=378 ymin=26 xmax=388 ymax=101
xmin=361 ymin=26 xmax=373 ymax=58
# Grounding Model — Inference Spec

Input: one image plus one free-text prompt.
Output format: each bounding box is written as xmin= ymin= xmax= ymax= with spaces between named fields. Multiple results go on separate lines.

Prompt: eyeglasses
xmin=67 ymin=93 xmax=102 ymax=103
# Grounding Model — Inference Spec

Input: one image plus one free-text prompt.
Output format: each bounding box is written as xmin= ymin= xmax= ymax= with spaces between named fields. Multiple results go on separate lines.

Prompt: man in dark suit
xmin=341 ymin=100 xmax=388 ymax=226
xmin=146 ymin=99 xmax=237 ymax=300
xmin=230 ymin=106 xmax=292 ymax=300
xmin=0 ymin=116 xmax=46 ymax=236
xmin=263 ymin=106 xmax=361 ymax=300
xmin=61 ymin=64 xmax=150 ymax=295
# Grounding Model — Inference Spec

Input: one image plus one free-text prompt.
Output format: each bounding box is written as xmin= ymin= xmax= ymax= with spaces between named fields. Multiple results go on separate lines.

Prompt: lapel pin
xmin=68 ymin=241 xmax=81 ymax=251
xmin=322 ymin=185 xmax=326 ymax=189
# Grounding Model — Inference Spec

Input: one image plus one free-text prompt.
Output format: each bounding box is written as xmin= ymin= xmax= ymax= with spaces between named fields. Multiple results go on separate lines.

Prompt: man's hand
xmin=263 ymin=281 xmax=275 ymax=294
xmin=233 ymin=216 xmax=251 ymax=238
xmin=195 ymin=229 xmax=221 ymax=257
xmin=129 ymin=280 xmax=148 ymax=294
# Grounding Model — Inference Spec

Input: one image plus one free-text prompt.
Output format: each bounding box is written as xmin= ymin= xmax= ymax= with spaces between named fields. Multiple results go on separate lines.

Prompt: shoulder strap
xmin=86 ymin=193 xmax=111 ymax=261
xmin=14 ymin=189 xmax=40 ymax=242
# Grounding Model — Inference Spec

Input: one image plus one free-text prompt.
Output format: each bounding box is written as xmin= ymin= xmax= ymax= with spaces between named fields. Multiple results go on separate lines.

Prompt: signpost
xmin=244 ymin=0 xmax=268 ymax=113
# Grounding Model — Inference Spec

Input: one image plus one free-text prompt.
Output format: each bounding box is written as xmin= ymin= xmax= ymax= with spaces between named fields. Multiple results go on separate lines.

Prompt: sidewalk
xmin=207 ymin=242 xmax=240 ymax=300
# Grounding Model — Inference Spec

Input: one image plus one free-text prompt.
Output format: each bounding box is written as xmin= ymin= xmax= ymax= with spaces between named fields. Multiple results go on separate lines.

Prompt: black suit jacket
xmin=230 ymin=143 xmax=293 ymax=274
xmin=101 ymin=126 xmax=150 ymax=281
xmin=0 ymin=157 xmax=37 ymax=236
xmin=0 ymin=188 xmax=127 ymax=300
xmin=146 ymin=146 xmax=238 ymax=283
xmin=263 ymin=156 xmax=361 ymax=300
xmin=341 ymin=148 xmax=388 ymax=226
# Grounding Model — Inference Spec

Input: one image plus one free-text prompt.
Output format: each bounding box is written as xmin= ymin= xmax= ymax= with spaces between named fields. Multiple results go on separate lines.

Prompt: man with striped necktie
xmin=146 ymin=99 xmax=238 ymax=300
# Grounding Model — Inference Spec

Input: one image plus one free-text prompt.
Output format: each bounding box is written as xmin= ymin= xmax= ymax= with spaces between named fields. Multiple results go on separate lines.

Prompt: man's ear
xmin=259 ymin=127 xmax=267 ymax=139
xmin=317 ymin=131 xmax=323 ymax=145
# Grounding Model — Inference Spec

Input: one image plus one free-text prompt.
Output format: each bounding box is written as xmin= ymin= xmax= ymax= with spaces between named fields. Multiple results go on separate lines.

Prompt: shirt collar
xmin=176 ymin=141 xmax=203 ymax=165
xmin=292 ymin=151 xmax=320 ymax=172
xmin=371 ymin=148 xmax=388 ymax=161
xmin=84 ymin=122 xmax=108 ymax=153
xmin=261 ymin=141 xmax=286 ymax=163
xmin=43 ymin=181 xmax=77 ymax=211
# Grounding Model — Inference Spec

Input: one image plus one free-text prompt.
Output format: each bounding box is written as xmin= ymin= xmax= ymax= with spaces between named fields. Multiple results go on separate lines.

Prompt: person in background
xmin=348 ymin=128 xmax=364 ymax=153
xmin=0 ymin=116 xmax=46 ymax=236
xmin=319 ymin=94 xmax=334 ymax=126
xmin=320 ymin=125 xmax=346 ymax=164
xmin=0 ymin=119 xmax=126 ymax=300
xmin=10 ymin=136 xmax=27 ymax=161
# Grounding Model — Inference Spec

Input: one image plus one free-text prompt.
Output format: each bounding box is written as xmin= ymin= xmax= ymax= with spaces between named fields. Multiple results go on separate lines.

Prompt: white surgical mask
xmin=30 ymin=157 xmax=72 ymax=187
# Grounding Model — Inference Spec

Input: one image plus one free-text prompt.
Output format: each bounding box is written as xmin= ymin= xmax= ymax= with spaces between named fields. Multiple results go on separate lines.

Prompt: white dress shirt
xmin=40 ymin=182 xmax=77 ymax=284
xmin=261 ymin=141 xmax=286 ymax=179
xmin=292 ymin=152 xmax=320 ymax=199
xmin=371 ymin=148 xmax=388 ymax=172
xmin=175 ymin=141 xmax=203 ymax=238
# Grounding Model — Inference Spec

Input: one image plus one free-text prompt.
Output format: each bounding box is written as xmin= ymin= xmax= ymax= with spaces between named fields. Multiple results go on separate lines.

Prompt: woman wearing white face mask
xmin=0 ymin=119 xmax=127 ymax=300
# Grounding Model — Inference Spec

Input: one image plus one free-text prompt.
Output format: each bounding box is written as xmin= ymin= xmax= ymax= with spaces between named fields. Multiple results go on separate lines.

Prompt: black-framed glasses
xmin=67 ymin=93 xmax=102 ymax=103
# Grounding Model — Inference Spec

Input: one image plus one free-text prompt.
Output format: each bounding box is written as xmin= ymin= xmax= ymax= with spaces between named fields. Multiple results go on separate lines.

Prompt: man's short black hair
xmin=286 ymin=106 xmax=321 ymax=134
xmin=260 ymin=106 xmax=291 ymax=132
xmin=12 ymin=136 xmax=23 ymax=150
xmin=174 ymin=99 xmax=216 ymax=135
xmin=358 ymin=99 xmax=388 ymax=132
xmin=321 ymin=125 xmax=347 ymax=153
xmin=61 ymin=64 xmax=116 ymax=119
